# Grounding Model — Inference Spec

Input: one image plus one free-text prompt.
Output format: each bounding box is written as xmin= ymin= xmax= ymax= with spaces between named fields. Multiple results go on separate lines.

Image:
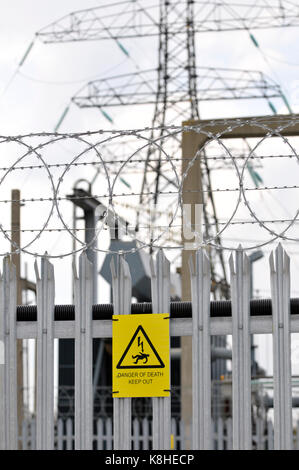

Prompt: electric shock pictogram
xmin=116 ymin=325 xmax=165 ymax=369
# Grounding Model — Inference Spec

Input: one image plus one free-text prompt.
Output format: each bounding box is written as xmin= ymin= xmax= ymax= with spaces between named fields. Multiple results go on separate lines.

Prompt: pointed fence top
xmin=110 ymin=254 xmax=131 ymax=282
xmin=189 ymin=249 xmax=210 ymax=276
xmin=34 ymin=259 xmax=40 ymax=280
xmin=150 ymin=249 xmax=170 ymax=278
xmin=270 ymin=243 xmax=290 ymax=273
xmin=78 ymin=251 xmax=93 ymax=280
xmin=229 ymin=253 xmax=235 ymax=275
xmin=2 ymin=256 xmax=16 ymax=282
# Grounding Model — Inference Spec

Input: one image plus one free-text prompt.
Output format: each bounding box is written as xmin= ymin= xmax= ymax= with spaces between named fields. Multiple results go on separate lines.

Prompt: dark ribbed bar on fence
xmin=16 ymin=298 xmax=299 ymax=322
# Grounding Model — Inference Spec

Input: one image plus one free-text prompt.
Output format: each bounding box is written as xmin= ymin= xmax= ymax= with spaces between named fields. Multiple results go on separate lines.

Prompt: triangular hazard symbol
xmin=116 ymin=325 xmax=165 ymax=369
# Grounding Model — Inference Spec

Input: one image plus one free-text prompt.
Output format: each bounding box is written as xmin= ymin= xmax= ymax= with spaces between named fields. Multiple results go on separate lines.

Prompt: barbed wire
xmin=0 ymin=184 xmax=298 ymax=204
xmin=2 ymin=218 xmax=299 ymax=233
xmin=0 ymin=153 xmax=296 ymax=173
xmin=0 ymin=117 xmax=299 ymax=256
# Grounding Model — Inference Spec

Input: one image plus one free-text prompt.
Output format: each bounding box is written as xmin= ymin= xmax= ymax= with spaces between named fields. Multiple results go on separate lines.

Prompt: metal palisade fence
xmin=18 ymin=416 xmax=299 ymax=450
xmin=0 ymin=244 xmax=297 ymax=450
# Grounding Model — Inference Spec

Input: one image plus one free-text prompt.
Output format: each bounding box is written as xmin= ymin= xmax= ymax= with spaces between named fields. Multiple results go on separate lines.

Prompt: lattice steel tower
xmin=37 ymin=0 xmax=299 ymax=294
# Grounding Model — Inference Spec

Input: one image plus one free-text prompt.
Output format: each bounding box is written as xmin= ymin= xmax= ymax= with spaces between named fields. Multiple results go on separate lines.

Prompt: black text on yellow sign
xmin=112 ymin=313 xmax=170 ymax=398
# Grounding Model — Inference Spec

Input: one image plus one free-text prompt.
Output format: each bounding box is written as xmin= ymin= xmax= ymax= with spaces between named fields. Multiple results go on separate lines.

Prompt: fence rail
xmin=0 ymin=244 xmax=298 ymax=450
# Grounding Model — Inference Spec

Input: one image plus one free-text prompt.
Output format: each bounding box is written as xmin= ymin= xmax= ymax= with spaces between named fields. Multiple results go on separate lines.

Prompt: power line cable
xmin=0 ymin=40 xmax=35 ymax=102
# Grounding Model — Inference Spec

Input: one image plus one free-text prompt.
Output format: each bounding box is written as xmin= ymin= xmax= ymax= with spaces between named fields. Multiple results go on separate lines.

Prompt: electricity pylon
xmin=37 ymin=0 xmax=298 ymax=294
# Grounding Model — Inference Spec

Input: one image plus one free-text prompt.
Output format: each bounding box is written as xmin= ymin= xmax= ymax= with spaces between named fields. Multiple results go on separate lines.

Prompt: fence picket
xmin=179 ymin=419 xmax=185 ymax=450
xmin=189 ymin=249 xmax=211 ymax=449
xmin=66 ymin=418 xmax=73 ymax=450
xmin=267 ymin=420 xmax=274 ymax=450
xmin=256 ymin=417 xmax=264 ymax=450
xmin=21 ymin=420 xmax=28 ymax=450
xmin=0 ymin=257 xmax=17 ymax=450
xmin=133 ymin=418 xmax=139 ymax=450
xmin=30 ymin=418 xmax=36 ymax=450
xmin=111 ymin=256 xmax=132 ymax=450
xmin=74 ymin=252 xmax=93 ymax=450
xmin=150 ymin=250 xmax=171 ymax=450
xmin=226 ymin=418 xmax=233 ymax=450
xmin=217 ymin=417 xmax=224 ymax=450
xmin=97 ymin=418 xmax=103 ymax=450
xmin=270 ymin=244 xmax=293 ymax=449
xmin=106 ymin=417 xmax=113 ymax=450
xmin=57 ymin=419 xmax=63 ymax=450
xmin=35 ymin=256 xmax=55 ymax=450
xmin=229 ymin=247 xmax=251 ymax=450
xmin=142 ymin=417 xmax=149 ymax=450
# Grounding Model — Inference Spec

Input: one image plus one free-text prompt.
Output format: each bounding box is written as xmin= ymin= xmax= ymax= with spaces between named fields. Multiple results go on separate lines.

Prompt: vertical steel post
xmin=150 ymin=249 xmax=171 ymax=450
xmin=270 ymin=243 xmax=292 ymax=450
xmin=0 ymin=257 xmax=18 ymax=450
xmin=74 ymin=252 xmax=93 ymax=449
xmin=35 ymin=256 xmax=55 ymax=450
xmin=111 ymin=255 xmax=132 ymax=450
xmin=189 ymin=249 xmax=211 ymax=449
xmin=229 ymin=246 xmax=251 ymax=449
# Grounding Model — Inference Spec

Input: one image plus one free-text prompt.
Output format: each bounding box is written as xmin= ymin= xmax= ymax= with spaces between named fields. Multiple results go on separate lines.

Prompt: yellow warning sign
xmin=112 ymin=313 xmax=170 ymax=398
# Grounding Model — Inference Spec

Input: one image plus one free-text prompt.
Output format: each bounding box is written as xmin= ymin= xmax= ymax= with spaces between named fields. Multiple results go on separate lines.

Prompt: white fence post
xmin=111 ymin=255 xmax=132 ymax=450
xmin=74 ymin=252 xmax=93 ymax=450
xmin=229 ymin=246 xmax=251 ymax=450
xmin=150 ymin=249 xmax=171 ymax=450
xmin=142 ymin=417 xmax=149 ymax=450
xmin=189 ymin=249 xmax=211 ymax=449
xmin=132 ymin=418 xmax=139 ymax=450
xmin=97 ymin=418 xmax=103 ymax=450
xmin=270 ymin=243 xmax=293 ymax=450
xmin=217 ymin=417 xmax=224 ymax=450
xmin=267 ymin=420 xmax=274 ymax=450
xmin=256 ymin=417 xmax=264 ymax=450
xmin=226 ymin=418 xmax=233 ymax=449
xmin=35 ymin=256 xmax=55 ymax=450
xmin=106 ymin=417 xmax=113 ymax=450
xmin=57 ymin=419 xmax=63 ymax=450
xmin=66 ymin=418 xmax=73 ymax=450
xmin=0 ymin=257 xmax=18 ymax=450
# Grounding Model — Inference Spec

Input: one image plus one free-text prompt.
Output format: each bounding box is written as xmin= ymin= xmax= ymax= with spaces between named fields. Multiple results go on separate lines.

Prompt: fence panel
xmin=1 ymin=244 xmax=299 ymax=450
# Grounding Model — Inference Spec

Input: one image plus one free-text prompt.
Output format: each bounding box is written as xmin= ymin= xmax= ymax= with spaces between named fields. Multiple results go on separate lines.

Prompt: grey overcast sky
xmin=1 ymin=1 xmax=299 ymax=134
